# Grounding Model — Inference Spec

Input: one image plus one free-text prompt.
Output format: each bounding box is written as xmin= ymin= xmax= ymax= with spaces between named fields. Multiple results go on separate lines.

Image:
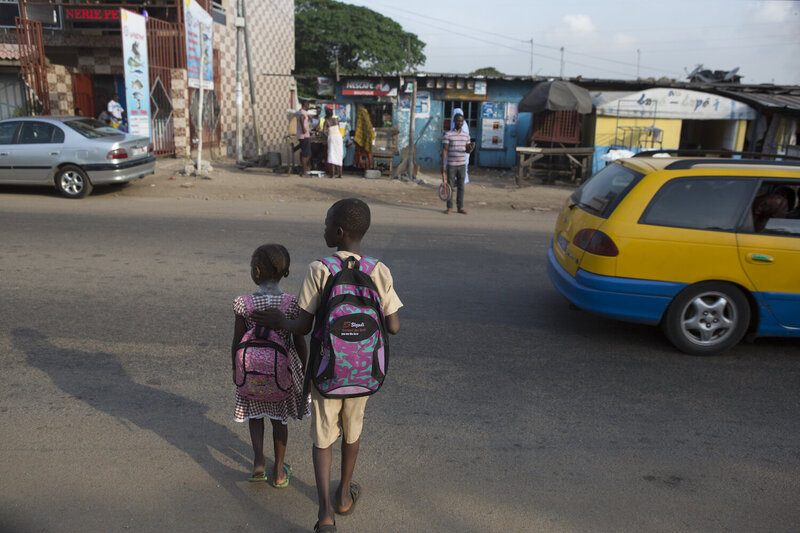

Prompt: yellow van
xmin=548 ymin=153 xmax=800 ymax=354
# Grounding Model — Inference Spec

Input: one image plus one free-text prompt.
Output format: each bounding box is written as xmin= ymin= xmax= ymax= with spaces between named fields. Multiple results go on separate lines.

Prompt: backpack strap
xmin=240 ymin=293 xmax=255 ymax=315
xmin=319 ymin=255 xmax=343 ymax=275
xmin=358 ymin=256 xmax=379 ymax=275
xmin=320 ymin=255 xmax=379 ymax=275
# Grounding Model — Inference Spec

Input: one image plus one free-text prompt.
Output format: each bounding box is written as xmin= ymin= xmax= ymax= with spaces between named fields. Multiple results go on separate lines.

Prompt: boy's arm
xmin=293 ymin=333 xmax=308 ymax=369
xmin=250 ymin=308 xmax=314 ymax=336
xmin=385 ymin=312 xmax=400 ymax=335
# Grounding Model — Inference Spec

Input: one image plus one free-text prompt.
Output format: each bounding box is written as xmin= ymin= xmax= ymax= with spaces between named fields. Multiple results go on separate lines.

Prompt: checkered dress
xmin=232 ymin=292 xmax=310 ymax=423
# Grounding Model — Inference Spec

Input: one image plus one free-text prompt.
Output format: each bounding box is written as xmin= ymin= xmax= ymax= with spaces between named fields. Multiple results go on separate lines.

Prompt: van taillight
xmin=573 ymin=229 xmax=619 ymax=257
xmin=106 ymin=148 xmax=128 ymax=160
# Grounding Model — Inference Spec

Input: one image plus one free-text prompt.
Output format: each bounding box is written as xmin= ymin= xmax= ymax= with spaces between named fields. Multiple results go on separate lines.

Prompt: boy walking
xmin=253 ymin=198 xmax=402 ymax=533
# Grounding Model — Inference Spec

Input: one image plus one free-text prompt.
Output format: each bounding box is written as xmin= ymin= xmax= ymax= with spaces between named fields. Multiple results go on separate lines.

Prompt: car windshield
xmin=570 ymin=163 xmax=644 ymax=218
xmin=63 ymin=118 xmax=125 ymax=139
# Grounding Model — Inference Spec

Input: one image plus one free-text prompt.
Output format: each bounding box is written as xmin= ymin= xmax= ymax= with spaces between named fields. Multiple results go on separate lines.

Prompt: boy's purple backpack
xmin=308 ymin=255 xmax=389 ymax=398
xmin=234 ymin=293 xmax=293 ymax=402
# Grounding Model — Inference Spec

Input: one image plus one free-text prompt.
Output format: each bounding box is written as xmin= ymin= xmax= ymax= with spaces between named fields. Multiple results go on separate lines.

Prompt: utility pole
xmin=234 ymin=0 xmax=244 ymax=163
xmin=560 ymin=47 xmax=565 ymax=78
xmin=406 ymin=77 xmax=416 ymax=180
xmin=196 ymin=19 xmax=205 ymax=173
xmin=242 ymin=0 xmax=262 ymax=157
xmin=529 ymin=38 xmax=534 ymax=77
xmin=636 ymin=49 xmax=641 ymax=79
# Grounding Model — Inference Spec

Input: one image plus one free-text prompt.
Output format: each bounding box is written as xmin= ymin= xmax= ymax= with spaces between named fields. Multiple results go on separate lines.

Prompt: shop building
xmin=0 ymin=0 xmax=294 ymax=159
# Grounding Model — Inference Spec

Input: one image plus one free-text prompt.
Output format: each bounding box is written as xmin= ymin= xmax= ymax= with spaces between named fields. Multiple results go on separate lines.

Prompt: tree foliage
xmin=471 ymin=67 xmax=505 ymax=76
xmin=295 ymin=0 xmax=426 ymax=96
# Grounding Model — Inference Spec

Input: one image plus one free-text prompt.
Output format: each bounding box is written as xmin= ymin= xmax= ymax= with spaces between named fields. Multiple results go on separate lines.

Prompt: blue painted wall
xmin=334 ymin=77 xmax=536 ymax=169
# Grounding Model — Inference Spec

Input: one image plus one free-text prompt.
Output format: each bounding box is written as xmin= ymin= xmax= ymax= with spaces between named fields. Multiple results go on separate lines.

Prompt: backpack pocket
xmin=235 ymin=337 xmax=293 ymax=402
xmin=315 ymin=305 xmax=386 ymax=396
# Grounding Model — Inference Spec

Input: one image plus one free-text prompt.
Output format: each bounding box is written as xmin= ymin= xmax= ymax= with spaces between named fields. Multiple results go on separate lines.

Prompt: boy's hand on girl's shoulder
xmin=250 ymin=309 xmax=287 ymax=329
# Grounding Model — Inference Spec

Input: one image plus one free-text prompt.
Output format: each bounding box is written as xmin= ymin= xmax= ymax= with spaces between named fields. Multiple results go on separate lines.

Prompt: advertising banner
xmin=341 ymin=79 xmax=397 ymax=97
xmin=481 ymin=118 xmax=505 ymax=150
xmin=183 ymin=0 xmax=213 ymax=89
xmin=120 ymin=9 xmax=151 ymax=138
xmin=398 ymin=92 xmax=430 ymax=118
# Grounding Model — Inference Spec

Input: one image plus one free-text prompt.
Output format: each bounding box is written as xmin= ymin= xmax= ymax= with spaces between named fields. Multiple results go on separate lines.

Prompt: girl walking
xmin=232 ymin=244 xmax=309 ymax=487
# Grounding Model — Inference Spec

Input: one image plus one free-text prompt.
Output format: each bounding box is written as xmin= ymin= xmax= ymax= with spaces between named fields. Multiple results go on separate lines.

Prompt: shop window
xmin=1 ymin=1 xmax=61 ymax=29
xmin=443 ymin=100 xmax=479 ymax=132
xmin=361 ymin=103 xmax=393 ymax=128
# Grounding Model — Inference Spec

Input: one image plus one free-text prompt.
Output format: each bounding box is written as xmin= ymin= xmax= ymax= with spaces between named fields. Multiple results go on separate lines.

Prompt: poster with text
xmin=505 ymin=103 xmax=518 ymax=125
xmin=183 ymin=0 xmax=213 ymax=89
xmin=398 ymin=91 xmax=430 ymax=118
xmin=120 ymin=9 xmax=151 ymax=138
xmin=481 ymin=118 xmax=505 ymax=150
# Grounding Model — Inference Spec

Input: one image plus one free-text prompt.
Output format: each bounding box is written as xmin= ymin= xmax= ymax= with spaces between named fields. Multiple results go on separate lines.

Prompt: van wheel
xmin=55 ymin=165 xmax=93 ymax=199
xmin=663 ymin=281 xmax=750 ymax=355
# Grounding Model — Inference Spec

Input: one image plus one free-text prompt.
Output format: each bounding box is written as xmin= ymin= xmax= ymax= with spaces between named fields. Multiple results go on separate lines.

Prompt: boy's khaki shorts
xmin=310 ymin=387 xmax=368 ymax=449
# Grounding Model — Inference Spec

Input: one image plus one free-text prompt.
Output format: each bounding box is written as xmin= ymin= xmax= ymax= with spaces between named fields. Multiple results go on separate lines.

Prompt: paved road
xmin=1 ymin=193 xmax=798 ymax=533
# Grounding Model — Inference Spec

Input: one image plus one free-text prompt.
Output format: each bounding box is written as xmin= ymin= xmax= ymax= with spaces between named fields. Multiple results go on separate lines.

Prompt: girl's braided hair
xmin=252 ymin=244 xmax=290 ymax=281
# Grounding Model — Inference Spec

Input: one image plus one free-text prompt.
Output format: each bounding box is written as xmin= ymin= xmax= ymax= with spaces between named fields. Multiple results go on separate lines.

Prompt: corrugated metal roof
xmin=717 ymin=89 xmax=800 ymax=112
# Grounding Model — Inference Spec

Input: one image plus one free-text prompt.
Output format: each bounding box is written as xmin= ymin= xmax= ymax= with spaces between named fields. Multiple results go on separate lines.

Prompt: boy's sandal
xmin=271 ymin=463 xmax=291 ymax=488
xmin=247 ymin=471 xmax=268 ymax=483
xmin=334 ymin=481 xmax=360 ymax=515
xmin=313 ymin=520 xmax=336 ymax=533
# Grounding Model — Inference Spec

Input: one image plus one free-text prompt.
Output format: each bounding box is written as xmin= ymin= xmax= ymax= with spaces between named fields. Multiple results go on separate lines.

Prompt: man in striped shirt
xmin=442 ymin=114 xmax=473 ymax=214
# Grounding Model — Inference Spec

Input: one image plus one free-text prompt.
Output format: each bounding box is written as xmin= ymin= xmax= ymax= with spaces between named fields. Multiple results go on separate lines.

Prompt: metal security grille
xmin=147 ymin=15 xmax=183 ymax=156
xmin=14 ymin=16 xmax=48 ymax=115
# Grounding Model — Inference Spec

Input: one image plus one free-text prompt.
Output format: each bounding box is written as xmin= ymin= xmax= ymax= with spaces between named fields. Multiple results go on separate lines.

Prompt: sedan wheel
xmin=663 ymin=282 xmax=750 ymax=355
xmin=55 ymin=165 xmax=93 ymax=199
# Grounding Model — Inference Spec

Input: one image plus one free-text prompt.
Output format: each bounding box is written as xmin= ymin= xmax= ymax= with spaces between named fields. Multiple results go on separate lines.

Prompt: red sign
xmin=65 ymin=8 xmax=120 ymax=22
xmin=342 ymin=79 xmax=396 ymax=97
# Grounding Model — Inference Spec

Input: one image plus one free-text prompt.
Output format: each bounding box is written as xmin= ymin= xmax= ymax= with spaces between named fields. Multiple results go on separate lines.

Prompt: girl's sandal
xmin=247 ymin=471 xmax=268 ymax=482
xmin=271 ymin=463 xmax=291 ymax=488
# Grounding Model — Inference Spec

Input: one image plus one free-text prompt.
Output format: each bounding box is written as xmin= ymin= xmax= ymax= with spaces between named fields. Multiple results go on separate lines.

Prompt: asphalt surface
xmin=1 ymin=166 xmax=798 ymax=533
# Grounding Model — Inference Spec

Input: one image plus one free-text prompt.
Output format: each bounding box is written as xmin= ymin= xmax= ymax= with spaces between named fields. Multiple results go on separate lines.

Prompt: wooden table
xmin=516 ymin=146 xmax=595 ymax=185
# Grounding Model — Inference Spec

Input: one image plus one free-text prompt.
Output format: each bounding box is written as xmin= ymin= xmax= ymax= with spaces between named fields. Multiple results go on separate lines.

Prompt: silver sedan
xmin=0 ymin=116 xmax=155 ymax=198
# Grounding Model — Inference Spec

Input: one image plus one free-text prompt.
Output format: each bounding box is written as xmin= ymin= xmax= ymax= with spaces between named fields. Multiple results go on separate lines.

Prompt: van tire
xmin=663 ymin=281 xmax=750 ymax=356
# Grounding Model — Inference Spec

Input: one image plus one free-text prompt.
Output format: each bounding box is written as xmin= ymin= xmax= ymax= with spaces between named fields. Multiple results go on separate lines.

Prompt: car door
xmin=0 ymin=121 xmax=21 ymax=181
xmin=737 ymin=181 xmax=800 ymax=329
xmin=5 ymin=121 xmax=64 ymax=183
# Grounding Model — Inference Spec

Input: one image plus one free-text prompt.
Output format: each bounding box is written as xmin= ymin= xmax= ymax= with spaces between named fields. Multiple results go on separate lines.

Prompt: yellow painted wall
xmin=735 ymin=119 xmax=747 ymax=151
xmin=594 ymin=116 xmax=682 ymax=149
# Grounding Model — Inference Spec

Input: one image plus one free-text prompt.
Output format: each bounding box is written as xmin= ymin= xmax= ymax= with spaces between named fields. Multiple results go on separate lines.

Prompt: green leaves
xmin=295 ymin=0 xmax=426 ymax=96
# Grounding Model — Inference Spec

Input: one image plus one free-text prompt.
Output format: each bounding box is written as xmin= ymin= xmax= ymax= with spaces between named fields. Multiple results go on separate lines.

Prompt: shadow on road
xmin=12 ymin=327 xmax=313 ymax=530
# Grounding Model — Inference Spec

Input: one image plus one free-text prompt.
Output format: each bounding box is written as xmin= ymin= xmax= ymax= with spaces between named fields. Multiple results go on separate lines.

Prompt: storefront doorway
xmin=443 ymin=100 xmax=479 ymax=131
xmin=361 ymin=103 xmax=394 ymax=128
xmin=680 ymin=120 xmax=740 ymax=151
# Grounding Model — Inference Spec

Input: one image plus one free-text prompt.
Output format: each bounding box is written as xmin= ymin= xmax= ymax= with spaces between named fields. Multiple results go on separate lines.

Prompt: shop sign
xmin=442 ymin=88 xmax=487 ymax=101
xmin=65 ymin=8 xmax=120 ymax=22
xmin=121 ymin=9 xmax=151 ymax=139
xmin=342 ymin=79 xmax=397 ymax=97
xmin=317 ymin=77 xmax=333 ymax=96
xmin=183 ymin=0 xmax=214 ymax=90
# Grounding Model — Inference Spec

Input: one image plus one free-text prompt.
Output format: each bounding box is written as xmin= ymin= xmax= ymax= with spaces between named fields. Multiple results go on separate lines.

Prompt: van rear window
xmin=570 ymin=163 xmax=643 ymax=218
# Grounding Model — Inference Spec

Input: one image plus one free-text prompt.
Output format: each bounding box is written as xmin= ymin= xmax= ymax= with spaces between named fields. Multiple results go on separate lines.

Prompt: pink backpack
xmin=233 ymin=293 xmax=293 ymax=402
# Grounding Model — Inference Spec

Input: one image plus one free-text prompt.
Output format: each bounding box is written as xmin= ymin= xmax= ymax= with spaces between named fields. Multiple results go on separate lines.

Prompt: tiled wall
xmin=33 ymin=0 xmax=294 ymax=160
xmin=215 ymin=0 xmax=295 ymax=159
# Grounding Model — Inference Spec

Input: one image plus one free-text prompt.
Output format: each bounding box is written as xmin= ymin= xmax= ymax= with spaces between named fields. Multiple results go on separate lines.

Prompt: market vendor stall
xmin=517 ymin=80 xmax=595 ymax=184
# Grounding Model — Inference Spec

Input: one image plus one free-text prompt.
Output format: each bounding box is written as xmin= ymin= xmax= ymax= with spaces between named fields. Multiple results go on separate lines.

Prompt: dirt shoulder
xmin=121 ymin=157 xmax=575 ymax=212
